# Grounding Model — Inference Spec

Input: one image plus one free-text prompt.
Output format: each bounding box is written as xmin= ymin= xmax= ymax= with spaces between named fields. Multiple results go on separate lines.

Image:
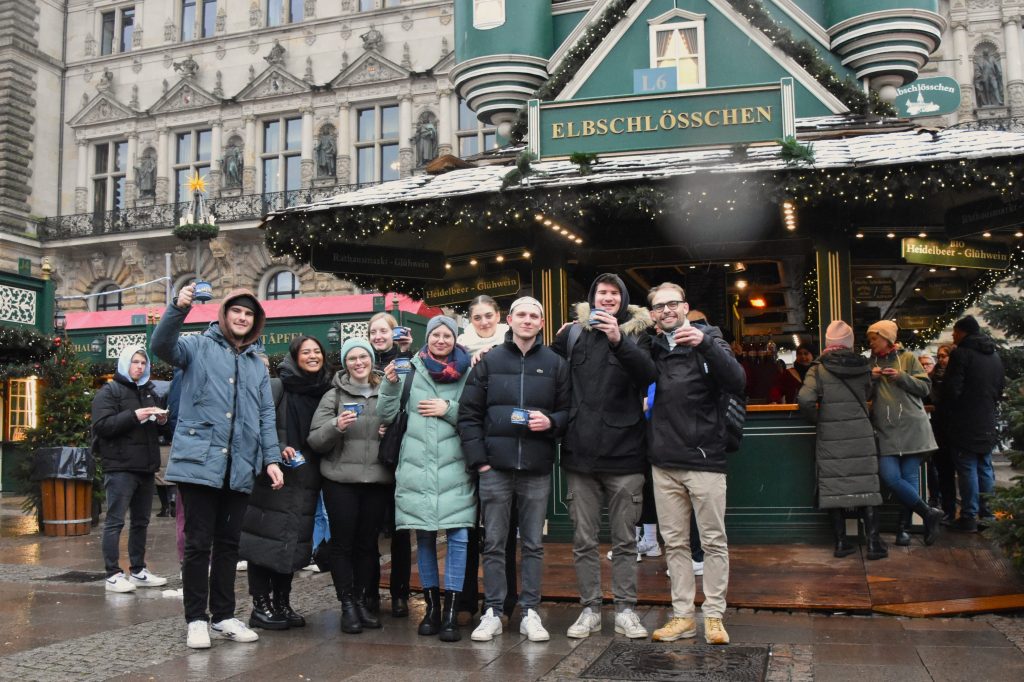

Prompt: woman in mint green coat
xmin=378 ymin=315 xmax=474 ymax=643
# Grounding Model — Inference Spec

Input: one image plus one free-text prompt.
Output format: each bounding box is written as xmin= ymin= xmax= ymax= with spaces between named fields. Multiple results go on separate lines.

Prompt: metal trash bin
xmin=31 ymin=447 xmax=95 ymax=537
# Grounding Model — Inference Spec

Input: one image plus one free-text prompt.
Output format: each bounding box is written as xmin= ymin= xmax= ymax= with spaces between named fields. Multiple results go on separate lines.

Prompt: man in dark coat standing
xmin=645 ymin=282 xmax=745 ymax=646
xmin=92 ymin=346 xmax=169 ymax=593
xmin=943 ymin=315 xmax=1005 ymax=532
xmin=551 ymin=273 xmax=656 ymax=640
xmin=459 ymin=296 xmax=570 ymax=642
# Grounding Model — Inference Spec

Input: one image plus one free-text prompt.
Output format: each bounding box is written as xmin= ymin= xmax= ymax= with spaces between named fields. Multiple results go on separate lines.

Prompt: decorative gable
xmin=148 ymin=79 xmax=222 ymax=115
xmin=234 ymin=66 xmax=311 ymax=101
xmin=431 ymin=50 xmax=456 ymax=77
xmin=68 ymin=93 xmax=138 ymax=127
xmin=329 ymin=51 xmax=410 ymax=88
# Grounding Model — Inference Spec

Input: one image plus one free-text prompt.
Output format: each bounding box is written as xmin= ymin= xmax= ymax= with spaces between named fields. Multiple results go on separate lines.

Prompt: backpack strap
xmin=398 ymin=366 xmax=416 ymax=413
xmin=566 ymin=322 xmax=583 ymax=363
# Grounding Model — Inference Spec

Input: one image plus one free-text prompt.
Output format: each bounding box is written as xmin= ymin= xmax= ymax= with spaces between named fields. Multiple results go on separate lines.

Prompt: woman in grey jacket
xmin=308 ymin=338 xmax=393 ymax=635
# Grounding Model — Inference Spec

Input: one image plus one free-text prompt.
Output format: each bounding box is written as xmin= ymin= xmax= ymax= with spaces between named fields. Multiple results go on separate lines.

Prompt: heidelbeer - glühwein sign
xmin=424 ymin=271 xmax=521 ymax=307
xmin=901 ymin=238 xmax=1010 ymax=270
xmin=527 ymin=79 xmax=796 ymax=160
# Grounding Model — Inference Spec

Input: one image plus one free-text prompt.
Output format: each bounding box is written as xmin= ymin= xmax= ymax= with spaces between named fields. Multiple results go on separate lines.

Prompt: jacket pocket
xmin=172 ymin=420 xmax=214 ymax=463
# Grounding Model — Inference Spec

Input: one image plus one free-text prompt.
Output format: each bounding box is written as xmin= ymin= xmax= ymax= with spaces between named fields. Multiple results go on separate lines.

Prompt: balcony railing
xmin=948 ymin=116 xmax=1024 ymax=133
xmin=38 ymin=184 xmax=374 ymax=242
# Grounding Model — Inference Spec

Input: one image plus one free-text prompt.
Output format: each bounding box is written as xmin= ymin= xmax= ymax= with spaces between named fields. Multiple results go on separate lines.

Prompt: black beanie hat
xmin=230 ymin=294 xmax=259 ymax=313
xmin=953 ymin=315 xmax=981 ymax=335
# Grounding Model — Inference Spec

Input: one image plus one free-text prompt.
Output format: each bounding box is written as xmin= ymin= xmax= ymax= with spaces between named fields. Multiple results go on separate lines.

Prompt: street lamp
xmin=53 ymin=307 xmax=66 ymax=335
xmin=326 ymin=322 xmax=341 ymax=364
xmin=90 ymin=338 xmax=103 ymax=354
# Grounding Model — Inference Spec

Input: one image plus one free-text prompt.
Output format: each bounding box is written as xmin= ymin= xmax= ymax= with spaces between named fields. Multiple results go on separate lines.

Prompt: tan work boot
xmin=652 ymin=616 xmax=697 ymax=642
xmin=704 ymin=616 xmax=730 ymax=645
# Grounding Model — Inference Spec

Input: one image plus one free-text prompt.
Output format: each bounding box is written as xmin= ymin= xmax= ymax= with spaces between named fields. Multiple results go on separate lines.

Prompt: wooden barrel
xmin=39 ymin=479 xmax=93 ymax=537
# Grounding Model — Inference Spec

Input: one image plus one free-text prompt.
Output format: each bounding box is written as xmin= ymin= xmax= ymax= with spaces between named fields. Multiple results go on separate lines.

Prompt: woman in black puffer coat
xmin=238 ymin=336 xmax=332 ymax=630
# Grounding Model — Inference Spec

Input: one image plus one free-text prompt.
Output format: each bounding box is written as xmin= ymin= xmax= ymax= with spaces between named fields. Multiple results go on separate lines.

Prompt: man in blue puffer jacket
xmin=151 ymin=283 xmax=285 ymax=650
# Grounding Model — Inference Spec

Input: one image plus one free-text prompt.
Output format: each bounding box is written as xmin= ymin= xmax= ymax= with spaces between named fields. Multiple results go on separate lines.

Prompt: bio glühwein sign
xmin=425 ymin=271 xmax=521 ymax=307
xmin=901 ymin=238 xmax=1010 ymax=270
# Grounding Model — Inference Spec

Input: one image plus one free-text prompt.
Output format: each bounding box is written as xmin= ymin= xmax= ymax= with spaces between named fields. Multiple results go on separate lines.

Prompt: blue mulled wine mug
xmin=511 ymin=407 xmax=530 ymax=426
xmin=283 ymin=450 xmax=306 ymax=468
xmin=392 ymin=326 xmax=410 ymax=341
xmin=342 ymin=402 xmax=364 ymax=417
xmin=589 ymin=307 xmax=606 ymax=325
xmin=193 ymin=280 xmax=214 ymax=303
xmin=394 ymin=357 xmax=412 ymax=375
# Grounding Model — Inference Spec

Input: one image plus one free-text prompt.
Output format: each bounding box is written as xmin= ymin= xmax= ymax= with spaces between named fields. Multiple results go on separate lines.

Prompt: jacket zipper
xmin=517 ymin=354 xmax=525 ymax=471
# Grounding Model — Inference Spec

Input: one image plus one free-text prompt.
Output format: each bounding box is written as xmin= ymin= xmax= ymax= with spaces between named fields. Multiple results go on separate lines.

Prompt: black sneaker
xmin=949 ymin=517 xmax=978 ymax=533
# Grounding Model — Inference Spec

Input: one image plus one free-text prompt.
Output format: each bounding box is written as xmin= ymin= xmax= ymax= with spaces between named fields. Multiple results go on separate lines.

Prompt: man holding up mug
xmin=458 ymin=297 xmax=570 ymax=642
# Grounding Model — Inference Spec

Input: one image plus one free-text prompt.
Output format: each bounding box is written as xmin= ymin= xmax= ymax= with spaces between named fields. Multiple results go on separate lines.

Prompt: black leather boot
xmin=340 ymin=591 xmax=363 ymax=634
xmin=829 ymin=509 xmax=856 ymax=558
xmin=418 ymin=587 xmax=441 ymax=636
xmin=913 ymin=500 xmax=945 ymax=546
xmin=273 ymin=590 xmax=305 ymax=628
xmin=439 ymin=590 xmax=461 ymax=642
xmin=391 ymin=596 xmax=409 ymax=618
xmin=862 ymin=507 xmax=889 ymax=560
xmin=249 ymin=593 xmax=289 ymax=630
xmin=895 ymin=508 xmax=912 ymax=546
xmin=356 ymin=589 xmax=382 ymax=629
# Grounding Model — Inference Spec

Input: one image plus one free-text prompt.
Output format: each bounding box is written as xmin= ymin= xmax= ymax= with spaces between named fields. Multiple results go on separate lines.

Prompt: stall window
xmin=182 ymin=0 xmax=217 ymax=41
xmin=457 ymin=98 xmax=497 ymax=157
xmin=174 ymin=129 xmax=213 ymax=204
xmin=649 ymin=20 xmax=705 ymax=90
xmin=261 ymin=117 xmax=302 ymax=195
xmin=6 ymin=378 xmax=38 ymax=442
xmin=267 ymin=0 xmax=304 ymax=26
xmin=355 ymin=104 xmax=400 ymax=183
xmin=100 ymin=6 xmax=135 ymax=55
xmin=266 ymin=270 xmax=301 ymax=300
xmin=93 ymin=140 xmax=128 ymax=214
xmin=94 ymin=282 xmax=124 ymax=311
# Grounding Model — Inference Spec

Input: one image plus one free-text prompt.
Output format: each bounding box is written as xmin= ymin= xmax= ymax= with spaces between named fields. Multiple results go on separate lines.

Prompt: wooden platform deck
xmin=383 ymin=533 xmax=1024 ymax=618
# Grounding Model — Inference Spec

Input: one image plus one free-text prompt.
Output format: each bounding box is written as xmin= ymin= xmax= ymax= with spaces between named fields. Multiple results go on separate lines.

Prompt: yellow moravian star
xmin=187 ymin=172 xmax=207 ymax=194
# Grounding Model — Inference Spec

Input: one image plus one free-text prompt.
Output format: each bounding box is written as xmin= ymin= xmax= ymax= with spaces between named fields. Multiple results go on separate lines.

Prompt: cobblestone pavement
xmin=0 ymin=497 xmax=1022 ymax=681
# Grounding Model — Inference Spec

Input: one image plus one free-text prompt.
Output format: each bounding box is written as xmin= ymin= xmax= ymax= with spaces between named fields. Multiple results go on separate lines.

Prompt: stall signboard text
xmin=918 ymin=278 xmax=967 ymax=301
xmin=892 ymin=77 xmax=961 ymax=118
xmin=946 ymin=196 xmax=1024 ymax=238
xmin=853 ymin=277 xmax=895 ymax=301
xmin=311 ymin=244 xmax=447 ymax=280
xmin=528 ymin=79 xmax=795 ymax=159
xmin=901 ymin=238 xmax=1010 ymax=270
xmin=425 ymin=271 xmax=521 ymax=307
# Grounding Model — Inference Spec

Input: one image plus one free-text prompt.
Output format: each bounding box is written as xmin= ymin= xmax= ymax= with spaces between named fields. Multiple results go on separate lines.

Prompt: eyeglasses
xmin=652 ymin=300 xmax=684 ymax=312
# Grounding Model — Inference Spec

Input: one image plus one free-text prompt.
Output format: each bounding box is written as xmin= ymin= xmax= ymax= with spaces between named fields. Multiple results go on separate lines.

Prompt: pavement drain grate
xmin=34 ymin=570 xmax=108 ymax=583
xmin=578 ymin=640 xmax=769 ymax=682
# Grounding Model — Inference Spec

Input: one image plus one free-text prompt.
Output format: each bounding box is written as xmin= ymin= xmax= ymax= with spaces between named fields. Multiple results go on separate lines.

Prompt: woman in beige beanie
xmin=866 ymin=321 xmax=943 ymax=546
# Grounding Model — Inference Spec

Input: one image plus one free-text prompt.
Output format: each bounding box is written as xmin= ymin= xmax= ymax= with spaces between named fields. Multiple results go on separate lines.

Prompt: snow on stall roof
xmin=270 ymin=125 xmax=1024 ymax=217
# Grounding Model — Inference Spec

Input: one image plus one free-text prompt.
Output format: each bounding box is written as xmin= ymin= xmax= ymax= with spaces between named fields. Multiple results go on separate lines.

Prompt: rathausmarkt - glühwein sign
xmin=528 ymin=79 xmax=796 ymax=160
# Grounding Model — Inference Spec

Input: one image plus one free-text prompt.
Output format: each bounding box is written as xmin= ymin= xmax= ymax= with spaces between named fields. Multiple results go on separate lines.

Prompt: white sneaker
xmin=187 ymin=620 xmax=211 ymax=649
xmin=236 ymin=560 xmax=248 ymax=571
xmin=567 ymin=607 xmax=602 ymax=638
xmin=212 ymin=617 xmax=259 ymax=642
xmin=607 ymin=549 xmax=643 ymax=562
xmin=105 ymin=572 xmax=136 ymax=593
xmin=301 ymin=563 xmax=320 ymax=572
xmin=519 ymin=608 xmax=550 ymax=642
xmin=637 ymin=539 xmax=662 ymax=557
xmin=692 ymin=560 xmax=704 ymax=576
xmin=614 ymin=609 xmax=648 ymax=639
xmin=129 ymin=568 xmax=168 ymax=588
xmin=471 ymin=607 xmax=503 ymax=641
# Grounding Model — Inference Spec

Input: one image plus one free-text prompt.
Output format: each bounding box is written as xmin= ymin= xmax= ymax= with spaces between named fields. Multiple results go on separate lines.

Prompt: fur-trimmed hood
xmin=574 ymin=302 xmax=652 ymax=338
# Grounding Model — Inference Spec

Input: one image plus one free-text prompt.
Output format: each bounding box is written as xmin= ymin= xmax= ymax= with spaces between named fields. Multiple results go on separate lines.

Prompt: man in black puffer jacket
xmin=942 ymin=315 xmax=1005 ymax=532
xmin=459 ymin=296 xmax=570 ymax=642
xmin=92 ymin=346 xmax=169 ymax=593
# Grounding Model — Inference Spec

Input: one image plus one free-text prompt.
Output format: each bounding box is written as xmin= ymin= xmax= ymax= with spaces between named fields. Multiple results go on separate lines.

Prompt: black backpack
xmin=696 ymin=349 xmax=747 ymax=453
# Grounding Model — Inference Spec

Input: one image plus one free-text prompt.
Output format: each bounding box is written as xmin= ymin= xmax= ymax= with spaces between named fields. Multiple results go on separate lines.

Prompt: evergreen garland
xmin=0 ymin=325 xmax=53 ymax=367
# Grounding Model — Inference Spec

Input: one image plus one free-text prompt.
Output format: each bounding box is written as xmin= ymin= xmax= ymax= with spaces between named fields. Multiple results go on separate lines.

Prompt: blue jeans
xmin=102 ymin=471 xmax=155 ymax=577
xmin=479 ymin=469 xmax=550 ymax=614
xmin=312 ymin=493 xmax=330 ymax=549
xmin=953 ymin=450 xmax=995 ymax=519
xmin=878 ymin=455 xmax=924 ymax=509
xmin=416 ymin=528 xmax=468 ymax=593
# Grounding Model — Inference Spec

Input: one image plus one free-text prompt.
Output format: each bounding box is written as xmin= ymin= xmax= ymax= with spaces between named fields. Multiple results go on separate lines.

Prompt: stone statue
xmin=97 ymin=68 xmax=114 ymax=92
xmin=315 ymin=129 xmax=337 ymax=178
xmin=173 ymin=54 xmax=200 ymax=80
xmin=265 ymin=40 xmax=286 ymax=66
xmin=974 ymin=47 xmax=1004 ymax=107
xmin=361 ymin=25 xmax=383 ymax=52
xmin=223 ymin=140 xmax=243 ymax=189
xmin=134 ymin=149 xmax=157 ymax=197
xmin=413 ymin=113 xmax=438 ymax=166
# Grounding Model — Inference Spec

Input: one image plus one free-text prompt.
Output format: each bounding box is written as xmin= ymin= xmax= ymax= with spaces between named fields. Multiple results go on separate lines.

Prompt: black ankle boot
xmin=273 ymin=590 xmax=305 ymax=628
xmin=391 ymin=596 xmax=409 ymax=618
xmin=862 ymin=506 xmax=889 ymax=560
xmin=439 ymin=590 xmax=460 ymax=642
xmin=356 ymin=589 xmax=382 ymax=629
xmin=249 ymin=593 xmax=289 ymax=630
xmin=418 ymin=587 xmax=441 ymax=636
xmin=913 ymin=500 xmax=944 ymax=546
xmin=895 ymin=508 xmax=912 ymax=546
xmin=829 ymin=509 xmax=856 ymax=558
xmin=340 ymin=591 xmax=363 ymax=634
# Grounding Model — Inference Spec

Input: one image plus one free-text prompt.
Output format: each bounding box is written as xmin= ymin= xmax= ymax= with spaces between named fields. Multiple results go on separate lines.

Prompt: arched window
xmin=266 ymin=270 xmax=301 ymax=300
xmin=94 ymin=282 xmax=123 ymax=311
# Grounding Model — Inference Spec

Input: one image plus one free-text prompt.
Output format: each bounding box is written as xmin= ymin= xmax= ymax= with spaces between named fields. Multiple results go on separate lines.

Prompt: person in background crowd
xmin=929 ymin=343 xmax=957 ymax=521
xmin=866 ymin=320 xmax=943 ymax=547
xmin=769 ymin=344 xmax=817 ymax=404
xmin=309 ymin=338 xmax=392 ymax=634
xmin=798 ymin=321 xmax=887 ymax=561
xmin=150 ymin=377 xmax=176 ymax=519
xmin=379 ymin=316 xmax=474 ymax=642
xmin=456 ymin=295 xmax=518 ymax=626
xmin=942 ymin=316 xmax=1005 ymax=532
xmin=366 ymin=312 xmax=412 ymax=617
xmin=919 ymin=354 xmax=935 ymax=375
xmin=645 ymin=283 xmax=744 ymax=646
xmin=92 ymin=346 xmax=170 ymax=593
xmin=552 ymin=273 xmax=656 ymax=640
xmin=459 ymin=296 xmax=570 ymax=643
xmin=152 ymin=284 xmax=285 ymax=650
xmin=238 ymin=336 xmax=332 ymax=631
